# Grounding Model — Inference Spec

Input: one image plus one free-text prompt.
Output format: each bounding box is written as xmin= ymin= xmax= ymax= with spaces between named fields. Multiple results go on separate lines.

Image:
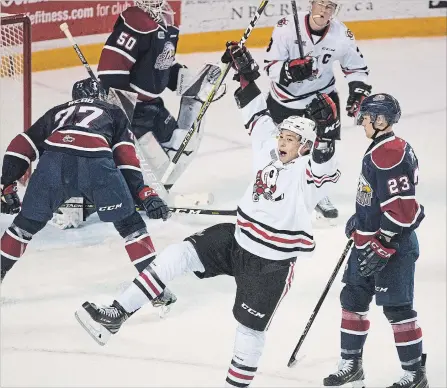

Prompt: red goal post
xmin=1 ymin=13 xmax=32 ymax=185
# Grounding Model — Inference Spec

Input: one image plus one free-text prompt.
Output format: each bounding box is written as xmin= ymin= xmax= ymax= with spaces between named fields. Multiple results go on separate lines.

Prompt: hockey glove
xmin=345 ymin=214 xmax=357 ymax=239
xmin=1 ymin=182 xmax=20 ymax=215
xmin=221 ymin=41 xmax=260 ymax=86
xmin=357 ymin=233 xmax=398 ymax=277
xmin=346 ymin=81 xmax=372 ymax=118
xmin=280 ymin=57 xmax=314 ymax=86
xmin=306 ymin=93 xmax=340 ymax=141
xmin=139 ymin=186 xmax=171 ymax=221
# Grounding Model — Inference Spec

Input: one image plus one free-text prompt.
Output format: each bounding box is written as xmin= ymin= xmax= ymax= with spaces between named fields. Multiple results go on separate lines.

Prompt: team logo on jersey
xmin=277 ymin=17 xmax=288 ymax=27
xmin=373 ymin=94 xmax=386 ymax=101
xmin=155 ymin=41 xmax=176 ymax=70
xmin=346 ymin=29 xmax=354 ymax=40
xmin=252 ymin=162 xmax=284 ymax=202
xmin=356 ymin=174 xmax=373 ymax=206
xmin=62 ymin=135 xmax=75 ymax=143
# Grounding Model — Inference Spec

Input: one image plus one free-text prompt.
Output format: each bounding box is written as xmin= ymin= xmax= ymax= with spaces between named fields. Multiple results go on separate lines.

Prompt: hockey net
xmin=0 ymin=13 xmax=32 ymax=185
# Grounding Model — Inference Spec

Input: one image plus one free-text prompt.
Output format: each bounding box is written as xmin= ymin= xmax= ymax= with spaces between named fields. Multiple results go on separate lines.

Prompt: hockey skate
xmin=151 ymin=287 xmax=177 ymax=318
xmin=316 ymin=196 xmax=339 ymax=219
xmin=323 ymin=358 xmax=365 ymax=387
xmin=75 ymin=300 xmax=129 ymax=346
xmin=387 ymin=354 xmax=429 ymax=388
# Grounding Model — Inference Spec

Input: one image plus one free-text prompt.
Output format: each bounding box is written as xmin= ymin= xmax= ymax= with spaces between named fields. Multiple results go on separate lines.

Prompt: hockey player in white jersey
xmin=265 ymin=0 xmax=371 ymax=219
xmin=74 ymin=43 xmax=340 ymax=387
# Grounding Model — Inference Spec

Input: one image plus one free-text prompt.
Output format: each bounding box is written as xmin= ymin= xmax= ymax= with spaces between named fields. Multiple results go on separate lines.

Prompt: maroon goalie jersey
xmin=97 ymin=6 xmax=180 ymax=101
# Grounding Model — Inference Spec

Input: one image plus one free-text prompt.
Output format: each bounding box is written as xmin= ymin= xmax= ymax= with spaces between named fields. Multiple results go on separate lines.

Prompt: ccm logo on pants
xmin=98 ymin=203 xmax=123 ymax=211
xmin=242 ymin=303 xmax=265 ymax=318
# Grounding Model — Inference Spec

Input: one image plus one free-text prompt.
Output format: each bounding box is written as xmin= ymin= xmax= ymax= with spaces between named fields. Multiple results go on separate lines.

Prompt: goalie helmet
xmin=356 ymin=93 xmax=401 ymax=127
xmin=135 ymin=0 xmax=174 ymax=23
xmin=72 ymin=78 xmax=106 ymax=101
xmin=279 ymin=116 xmax=316 ymax=154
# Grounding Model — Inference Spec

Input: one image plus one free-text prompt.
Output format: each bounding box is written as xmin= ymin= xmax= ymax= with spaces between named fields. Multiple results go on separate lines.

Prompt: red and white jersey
xmin=234 ymin=83 xmax=341 ymax=261
xmin=265 ymin=13 xmax=369 ymax=109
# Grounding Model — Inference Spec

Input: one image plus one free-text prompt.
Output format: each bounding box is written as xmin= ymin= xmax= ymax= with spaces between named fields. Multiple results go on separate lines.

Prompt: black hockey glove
xmin=345 ymin=214 xmax=357 ymax=239
xmin=306 ymin=93 xmax=340 ymax=141
xmin=221 ymin=41 xmax=260 ymax=84
xmin=280 ymin=57 xmax=314 ymax=86
xmin=346 ymin=81 xmax=372 ymax=117
xmin=357 ymin=233 xmax=398 ymax=277
xmin=138 ymin=186 xmax=171 ymax=221
xmin=1 ymin=182 xmax=20 ymax=215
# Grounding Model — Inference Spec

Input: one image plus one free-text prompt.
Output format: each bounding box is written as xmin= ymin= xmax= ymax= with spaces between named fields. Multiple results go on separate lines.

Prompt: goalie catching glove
xmin=138 ymin=186 xmax=171 ymax=221
xmin=1 ymin=182 xmax=20 ymax=215
xmin=221 ymin=41 xmax=260 ymax=87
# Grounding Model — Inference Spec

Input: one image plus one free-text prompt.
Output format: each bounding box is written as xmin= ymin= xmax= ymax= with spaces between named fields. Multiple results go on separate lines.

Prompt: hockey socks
xmin=392 ymin=319 xmax=423 ymax=371
xmin=117 ymin=241 xmax=205 ymax=312
xmin=124 ymin=230 xmax=157 ymax=273
xmin=225 ymin=324 xmax=265 ymax=388
xmin=340 ymin=309 xmax=370 ymax=359
xmin=1 ymin=224 xmax=32 ymax=280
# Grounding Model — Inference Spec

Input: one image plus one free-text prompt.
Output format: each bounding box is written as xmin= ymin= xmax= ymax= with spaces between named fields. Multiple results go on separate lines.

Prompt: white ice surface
xmin=0 ymin=37 xmax=446 ymax=387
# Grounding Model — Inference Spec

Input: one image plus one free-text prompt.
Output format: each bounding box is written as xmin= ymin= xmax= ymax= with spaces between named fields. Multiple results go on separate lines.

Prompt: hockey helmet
xmin=72 ymin=78 xmax=107 ymax=101
xmin=135 ymin=0 xmax=174 ymax=23
xmin=279 ymin=115 xmax=316 ymax=155
xmin=356 ymin=93 xmax=401 ymax=128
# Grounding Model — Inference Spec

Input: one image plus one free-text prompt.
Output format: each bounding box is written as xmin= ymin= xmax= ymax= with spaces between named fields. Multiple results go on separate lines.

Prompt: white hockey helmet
xmin=279 ymin=116 xmax=316 ymax=155
xmin=309 ymin=0 xmax=342 ymax=19
xmin=135 ymin=0 xmax=174 ymax=23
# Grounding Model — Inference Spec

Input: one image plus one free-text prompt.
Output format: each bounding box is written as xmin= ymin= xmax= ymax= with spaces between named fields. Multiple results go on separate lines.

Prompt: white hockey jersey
xmin=265 ymin=13 xmax=369 ymax=110
xmin=233 ymin=83 xmax=341 ymax=261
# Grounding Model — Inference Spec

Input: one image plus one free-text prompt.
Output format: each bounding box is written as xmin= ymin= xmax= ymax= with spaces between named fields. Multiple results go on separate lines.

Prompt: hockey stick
xmin=291 ymin=0 xmax=305 ymax=59
xmin=160 ymin=0 xmax=270 ymax=185
xmin=59 ymin=202 xmax=237 ymax=216
xmin=287 ymin=239 xmax=354 ymax=368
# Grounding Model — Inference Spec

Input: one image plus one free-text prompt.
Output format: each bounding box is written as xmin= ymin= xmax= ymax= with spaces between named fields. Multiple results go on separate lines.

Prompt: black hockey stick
xmin=59 ymin=202 xmax=237 ymax=216
xmin=291 ymin=0 xmax=305 ymax=59
xmin=287 ymin=239 xmax=354 ymax=367
xmin=160 ymin=0 xmax=270 ymax=184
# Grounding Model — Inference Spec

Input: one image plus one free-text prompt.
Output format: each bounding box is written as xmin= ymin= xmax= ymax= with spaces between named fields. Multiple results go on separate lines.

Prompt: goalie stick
xmin=160 ymin=0 xmax=270 ymax=185
xmin=59 ymin=23 xmax=211 ymax=207
xmin=60 ymin=202 xmax=237 ymax=216
xmin=287 ymin=239 xmax=354 ymax=367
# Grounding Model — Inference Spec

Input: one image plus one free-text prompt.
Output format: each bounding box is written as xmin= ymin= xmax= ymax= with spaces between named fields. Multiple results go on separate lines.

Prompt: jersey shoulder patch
xmin=371 ymin=137 xmax=407 ymax=170
xmin=120 ymin=6 xmax=159 ymax=34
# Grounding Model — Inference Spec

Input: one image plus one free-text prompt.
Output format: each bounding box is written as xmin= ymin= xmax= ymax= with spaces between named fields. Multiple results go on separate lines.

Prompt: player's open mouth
xmin=279 ymin=150 xmax=287 ymax=157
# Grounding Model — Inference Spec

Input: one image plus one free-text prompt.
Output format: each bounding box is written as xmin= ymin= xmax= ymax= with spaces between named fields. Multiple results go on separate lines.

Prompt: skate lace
xmin=98 ymin=306 xmax=121 ymax=319
xmin=333 ymin=359 xmax=354 ymax=377
xmin=319 ymin=196 xmax=335 ymax=210
xmin=395 ymin=370 xmax=416 ymax=386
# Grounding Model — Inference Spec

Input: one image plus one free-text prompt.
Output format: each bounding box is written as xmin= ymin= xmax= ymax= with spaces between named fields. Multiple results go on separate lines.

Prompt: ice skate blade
xmin=74 ymin=307 xmax=111 ymax=346
xmin=324 ymin=382 xmax=364 ymax=388
xmin=158 ymin=304 xmax=171 ymax=318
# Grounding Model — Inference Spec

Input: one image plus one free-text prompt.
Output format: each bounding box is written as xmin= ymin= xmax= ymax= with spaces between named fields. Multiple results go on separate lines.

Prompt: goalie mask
xmin=278 ymin=116 xmax=316 ymax=163
xmin=135 ymin=0 xmax=174 ymax=24
xmin=72 ymin=78 xmax=107 ymax=101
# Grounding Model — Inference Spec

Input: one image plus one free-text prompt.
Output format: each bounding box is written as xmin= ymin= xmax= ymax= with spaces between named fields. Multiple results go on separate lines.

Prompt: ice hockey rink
xmin=1 ymin=37 xmax=446 ymax=387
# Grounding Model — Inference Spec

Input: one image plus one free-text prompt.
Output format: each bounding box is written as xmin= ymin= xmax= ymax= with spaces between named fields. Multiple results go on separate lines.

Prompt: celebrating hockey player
xmin=264 ymin=0 xmax=371 ymax=219
xmin=97 ymin=0 xmax=222 ymax=189
xmin=74 ymin=43 xmax=341 ymax=386
xmin=323 ymin=94 xmax=428 ymax=388
xmin=0 ymin=79 xmax=175 ymax=309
